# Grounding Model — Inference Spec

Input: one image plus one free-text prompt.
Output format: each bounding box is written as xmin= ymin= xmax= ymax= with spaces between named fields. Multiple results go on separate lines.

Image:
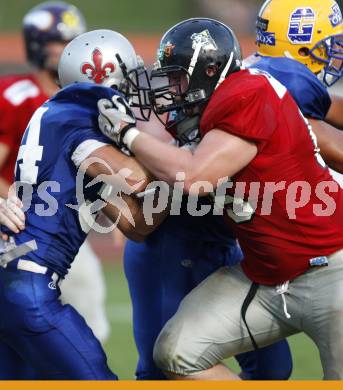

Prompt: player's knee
xmin=153 ymin=330 xmax=176 ymax=372
xmin=153 ymin=323 xmax=206 ymax=377
xmin=153 ymin=327 xmax=188 ymax=375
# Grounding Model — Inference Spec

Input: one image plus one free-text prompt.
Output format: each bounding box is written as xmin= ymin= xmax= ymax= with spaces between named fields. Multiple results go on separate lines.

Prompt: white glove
xmin=98 ymin=95 xmax=140 ymax=154
xmin=0 ymin=196 xmax=25 ymax=237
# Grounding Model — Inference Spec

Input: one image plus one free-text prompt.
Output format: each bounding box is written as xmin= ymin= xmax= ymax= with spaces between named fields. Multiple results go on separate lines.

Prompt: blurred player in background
xmin=250 ymin=0 xmax=343 ymax=185
xmin=0 ymin=1 xmax=109 ymax=379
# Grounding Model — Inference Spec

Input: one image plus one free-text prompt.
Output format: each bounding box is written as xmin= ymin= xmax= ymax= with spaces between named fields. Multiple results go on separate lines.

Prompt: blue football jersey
xmin=248 ymin=55 xmax=331 ymax=119
xmin=12 ymin=83 xmax=118 ymax=277
xmin=162 ymin=114 xmax=237 ymax=246
xmin=161 ymin=197 xmax=236 ymax=244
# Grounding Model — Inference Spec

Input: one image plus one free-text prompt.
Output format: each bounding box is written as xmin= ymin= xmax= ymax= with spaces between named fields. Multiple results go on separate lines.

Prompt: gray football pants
xmin=153 ymin=249 xmax=343 ymax=379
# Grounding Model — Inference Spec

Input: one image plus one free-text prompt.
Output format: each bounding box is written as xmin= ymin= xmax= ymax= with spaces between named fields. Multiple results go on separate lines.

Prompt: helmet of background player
xmin=256 ymin=0 xmax=343 ymax=87
xmin=149 ymin=18 xmax=242 ymax=119
xmin=23 ymin=1 xmax=86 ymax=72
xmin=58 ymin=29 xmax=151 ymax=120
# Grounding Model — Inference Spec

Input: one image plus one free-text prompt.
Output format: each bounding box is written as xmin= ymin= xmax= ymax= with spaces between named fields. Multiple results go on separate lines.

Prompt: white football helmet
xmin=58 ymin=29 xmax=151 ymax=119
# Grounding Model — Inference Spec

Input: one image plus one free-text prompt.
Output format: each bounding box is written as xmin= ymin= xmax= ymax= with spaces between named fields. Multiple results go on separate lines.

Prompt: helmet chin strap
xmin=215 ymin=51 xmax=234 ymax=89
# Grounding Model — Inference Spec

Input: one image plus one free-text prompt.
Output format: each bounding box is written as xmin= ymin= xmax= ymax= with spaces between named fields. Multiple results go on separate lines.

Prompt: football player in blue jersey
xmin=251 ymin=0 xmax=343 ymax=174
xmin=0 ymin=29 xmax=158 ymax=380
xmin=0 ymin=1 xmax=116 ymax=379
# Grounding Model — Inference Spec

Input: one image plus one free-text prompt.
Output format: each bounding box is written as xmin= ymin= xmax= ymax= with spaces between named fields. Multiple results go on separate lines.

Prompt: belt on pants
xmin=0 ymin=238 xmax=62 ymax=287
xmin=6 ymin=258 xmax=63 ymax=288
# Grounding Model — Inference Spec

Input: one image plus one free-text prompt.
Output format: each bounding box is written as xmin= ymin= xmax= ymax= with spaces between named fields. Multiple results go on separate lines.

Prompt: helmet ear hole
xmin=206 ymin=64 xmax=219 ymax=77
xmin=298 ymin=47 xmax=310 ymax=57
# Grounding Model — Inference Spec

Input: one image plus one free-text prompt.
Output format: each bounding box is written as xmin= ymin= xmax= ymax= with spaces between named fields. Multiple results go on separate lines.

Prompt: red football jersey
xmin=0 ymin=74 xmax=48 ymax=183
xmin=200 ymin=69 xmax=343 ymax=285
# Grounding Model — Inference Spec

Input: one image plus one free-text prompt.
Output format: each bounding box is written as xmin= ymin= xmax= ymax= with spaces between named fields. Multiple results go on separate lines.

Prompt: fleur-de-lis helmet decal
xmin=81 ymin=48 xmax=116 ymax=84
xmin=58 ymin=29 xmax=152 ymax=121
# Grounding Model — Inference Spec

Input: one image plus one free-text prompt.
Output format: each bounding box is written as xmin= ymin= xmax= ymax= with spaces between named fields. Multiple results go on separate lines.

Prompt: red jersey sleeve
xmin=200 ymin=70 xmax=279 ymax=150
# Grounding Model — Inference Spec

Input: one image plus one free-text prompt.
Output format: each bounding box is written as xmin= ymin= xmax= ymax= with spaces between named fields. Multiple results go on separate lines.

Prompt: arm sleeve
xmin=66 ymin=127 xmax=112 ymax=167
xmin=71 ymin=139 xmax=109 ymax=167
xmin=252 ymin=58 xmax=331 ymax=120
xmin=58 ymin=84 xmax=125 ymax=166
xmin=286 ymin=73 xmax=331 ymax=120
xmin=251 ymin=57 xmax=331 ymax=120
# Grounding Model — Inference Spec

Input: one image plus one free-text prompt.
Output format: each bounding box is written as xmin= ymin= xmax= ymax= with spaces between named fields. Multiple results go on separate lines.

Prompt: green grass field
xmin=0 ymin=0 xmax=191 ymax=33
xmin=102 ymin=261 xmax=323 ymax=380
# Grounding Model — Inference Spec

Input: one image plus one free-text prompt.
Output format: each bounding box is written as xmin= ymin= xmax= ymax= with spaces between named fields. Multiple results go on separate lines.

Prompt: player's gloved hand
xmin=98 ymin=95 xmax=140 ymax=154
xmin=0 ymin=196 xmax=25 ymax=237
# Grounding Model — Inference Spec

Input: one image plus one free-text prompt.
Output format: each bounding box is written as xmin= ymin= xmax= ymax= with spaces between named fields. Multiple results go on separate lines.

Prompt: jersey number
xmin=16 ymin=106 xmax=47 ymax=184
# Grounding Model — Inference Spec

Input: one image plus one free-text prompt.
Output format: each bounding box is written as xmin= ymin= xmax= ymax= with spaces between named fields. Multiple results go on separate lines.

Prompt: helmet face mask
xmin=118 ymin=58 xmax=152 ymax=121
xmin=149 ymin=65 xmax=194 ymax=116
xmin=256 ymin=0 xmax=343 ymax=87
xmin=149 ymin=18 xmax=242 ymax=124
xmin=310 ymin=33 xmax=343 ymax=86
xmin=58 ymin=29 xmax=152 ymax=121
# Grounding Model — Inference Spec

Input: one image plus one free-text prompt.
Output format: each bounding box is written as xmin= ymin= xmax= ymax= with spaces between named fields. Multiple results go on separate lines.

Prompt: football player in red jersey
xmin=98 ymin=18 xmax=343 ymax=379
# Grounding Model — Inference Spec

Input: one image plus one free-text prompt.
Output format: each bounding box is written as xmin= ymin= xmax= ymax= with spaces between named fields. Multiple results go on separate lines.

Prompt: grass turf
xmin=0 ymin=0 xmax=190 ymax=33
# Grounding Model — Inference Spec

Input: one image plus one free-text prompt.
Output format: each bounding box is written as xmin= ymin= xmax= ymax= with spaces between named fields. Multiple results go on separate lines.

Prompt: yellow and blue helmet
xmin=256 ymin=0 xmax=343 ymax=86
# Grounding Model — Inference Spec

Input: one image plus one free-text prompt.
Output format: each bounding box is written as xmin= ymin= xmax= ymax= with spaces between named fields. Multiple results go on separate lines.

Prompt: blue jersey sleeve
xmin=66 ymin=126 xmax=111 ymax=167
xmin=67 ymin=124 xmax=111 ymax=154
xmin=50 ymin=83 xmax=119 ymax=162
xmin=250 ymin=56 xmax=331 ymax=120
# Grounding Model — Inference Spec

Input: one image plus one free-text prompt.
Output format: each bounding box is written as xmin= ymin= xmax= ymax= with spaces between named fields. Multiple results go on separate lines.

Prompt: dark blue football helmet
xmin=22 ymin=1 xmax=86 ymax=69
xmin=149 ymin=18 xmax=242 ymax=116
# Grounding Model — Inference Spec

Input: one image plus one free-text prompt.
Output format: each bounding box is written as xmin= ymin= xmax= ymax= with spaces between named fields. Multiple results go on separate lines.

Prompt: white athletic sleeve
xmin=71 ymin=139 xmax=109 ymax=167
